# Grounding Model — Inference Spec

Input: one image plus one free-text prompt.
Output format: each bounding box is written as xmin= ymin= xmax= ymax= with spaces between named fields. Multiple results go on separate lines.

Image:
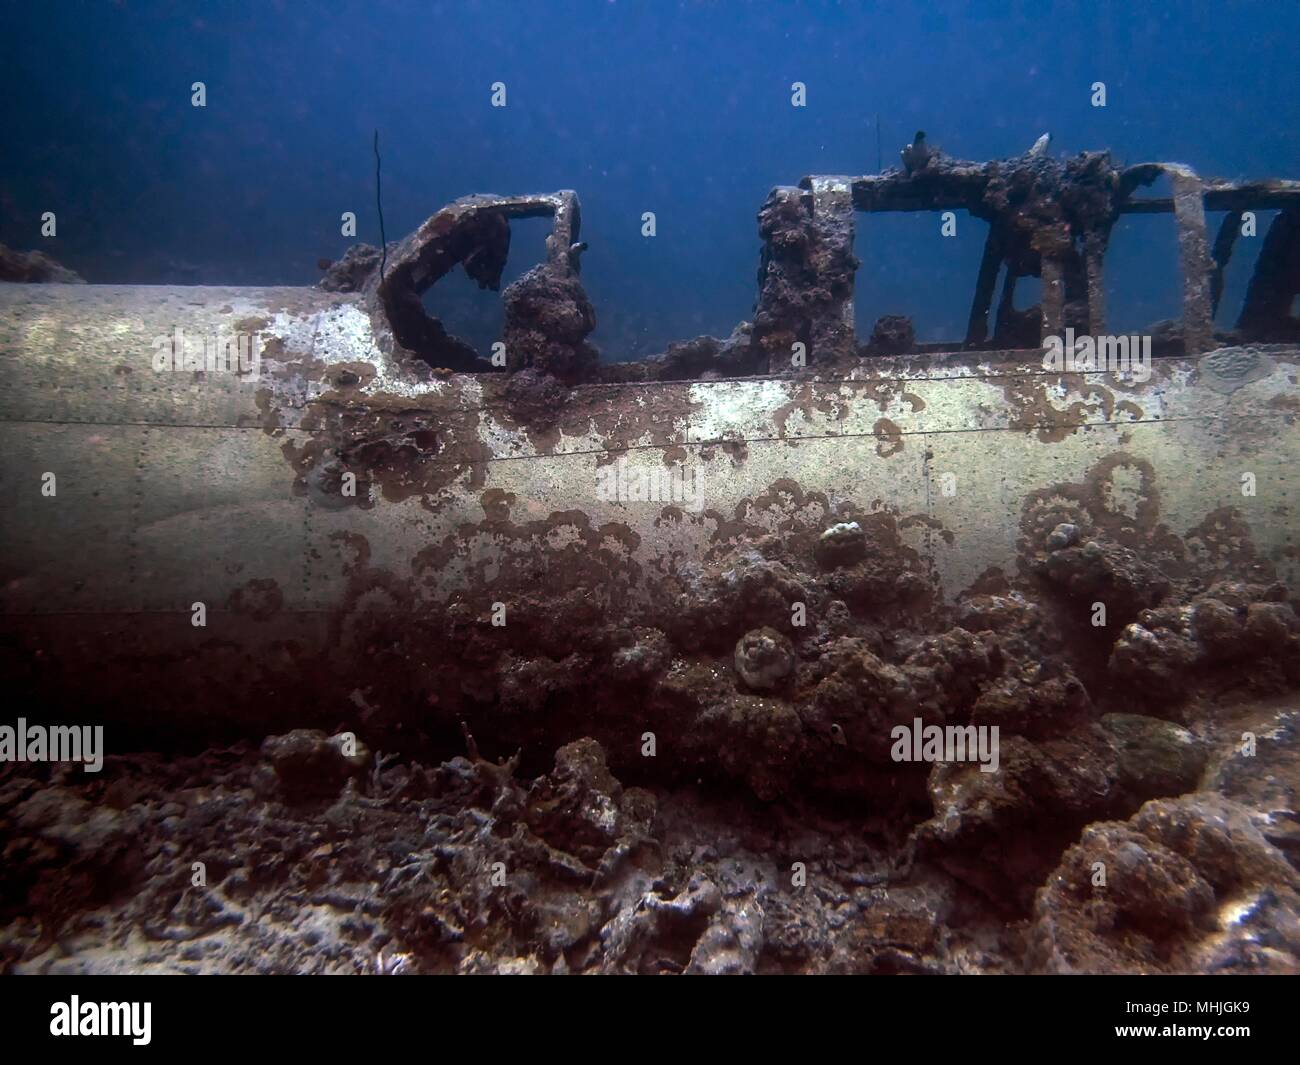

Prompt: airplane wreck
xmin=2 ymin=140 xmax=1297 ymax=703
xmin=308 ymin=146 xmax=1300 ymax=380
xmin=1 ymin=144 xmax=1299 ymax=974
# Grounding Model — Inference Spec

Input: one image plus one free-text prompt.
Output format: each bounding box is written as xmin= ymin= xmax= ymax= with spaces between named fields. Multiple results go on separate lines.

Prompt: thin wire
xmin=374 ymin=129 xmax=388 ymax=283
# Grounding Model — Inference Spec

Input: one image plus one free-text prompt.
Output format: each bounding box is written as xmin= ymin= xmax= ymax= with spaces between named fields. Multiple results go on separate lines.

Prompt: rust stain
xmin=719 ymin=440 xmax=749 ymax=464
xmin=227 ymin=578 xmax=284 ymax=621
xmin=1017 ymin=452 xmax=1274 ymax=585
xmin=1019 ymin=451 xmax=1164 ymax=552
xmin=900 ymin=513 xmax=955 ymax=546
xmin=873 ymin=417 xmax=904 ymax=457
xmin=489 ymin=378 xmax=701 ymax=457
xmin=265 ymin=385 xmax=488 ymax=516
xmin=1182 ymin=506 xmax=1275 ymax=581
xmin=329 ymin=531 xmax=372 ymax=573
xmin=411 ymin=500 xmax=643 ymax=607
xmin=327 ymin=361 xmax=379 ymax=390
xmin=1000 ymin=373 xmax=1118 ymax=443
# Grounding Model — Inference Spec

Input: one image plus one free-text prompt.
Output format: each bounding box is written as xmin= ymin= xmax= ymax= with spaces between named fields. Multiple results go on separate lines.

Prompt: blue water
xmin=3 ymin=0 xmax=1297 ymax=357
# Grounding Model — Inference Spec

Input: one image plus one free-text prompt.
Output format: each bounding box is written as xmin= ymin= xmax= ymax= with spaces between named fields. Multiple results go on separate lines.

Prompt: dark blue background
xmin=2 ymin=0 xmax=1297 ymax=357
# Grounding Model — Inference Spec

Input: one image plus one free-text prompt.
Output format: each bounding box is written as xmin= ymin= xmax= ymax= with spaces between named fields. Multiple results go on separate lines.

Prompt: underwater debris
xmin=318 ymin=243 xmax=383 ymax=292
xmin=733 ymin=626 xmax=796 ymax=691
xmin=259 ymin=729 xmax=372 ymax=801
xmin=900 ymin=130 xmax=935 ymax=175
xmin=752 ymin=149 xmax=1300 ymax=362
xmin=5 ymin=506 xmax=1299 ymax=973
xmin=0 ymin=242 xmax=84 ymax=283
xmin=303 ymin=144 xmax=1300 ymax=389
xmin=1 ymin=256 xmax=1297 ymax=973
xmin=1 ymin=133 xmax=1298 ymax=979
xmin=752 ymin=178 xmax=859 ymax=370
xmin=1031 ymin=792 xmax=1300 ymax=973
xmin=364 ymin=190 xmax=586 ymax=374
xmin=865 ymin=314 xmax=916 ymax=355
xmin=501 ymin=261 xmax=598 ymax=384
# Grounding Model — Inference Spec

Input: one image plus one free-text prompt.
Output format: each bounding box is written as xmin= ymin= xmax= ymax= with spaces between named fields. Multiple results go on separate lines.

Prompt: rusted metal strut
xmin=752 ymin=152 xmax=1300 ymax=362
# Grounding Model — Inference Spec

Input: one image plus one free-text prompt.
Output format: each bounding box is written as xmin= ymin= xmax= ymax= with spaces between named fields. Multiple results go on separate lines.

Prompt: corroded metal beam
xmin=1167 ymin=165 xmax=1215 ymax=354
xmin=1121 ymin=183 xmax=1300 ymax=213
xmin=1039 ymin=256 xmax=1066 ymax=343
xmin=806 ymin=156 xmax=1300 ymax=353
xmin=1083 ymin=229 xmax=1109 ymax=335
xmin=804 ymin=176 xmax=858 ymax=362
xmin=1 ymin=282 xmax=1296 ymax=737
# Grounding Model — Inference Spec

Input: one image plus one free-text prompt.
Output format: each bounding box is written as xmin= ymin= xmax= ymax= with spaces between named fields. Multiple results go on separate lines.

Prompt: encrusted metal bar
xmin=1083 ymin=230 xmax=1109 ymax=335
xmin=365 ymin=191 xmax=589 ymax=371
xmin=807 ymin=176 xmax=857 ymax=355
xmin=754 ymin=180 xmax=858 ymax=368
xmin=544 ymin=190 xmax=582 ymax=270
xmin=1040 ymin=255 xmax=1066 ymax=342
xmin=1167 ymin=165 xmax=1215 ymax=354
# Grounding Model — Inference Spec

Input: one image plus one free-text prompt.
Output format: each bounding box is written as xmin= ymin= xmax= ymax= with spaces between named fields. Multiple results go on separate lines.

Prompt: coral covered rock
xmin=1031 ymin=794 xmax=1300 ymax=973
xmin=502 ymin=263 xmax=599 ymax=384
xmin=734 ymin=627 xmax=796 ymax=691
xmin=0 ymin=243 xmax=84 ymax=283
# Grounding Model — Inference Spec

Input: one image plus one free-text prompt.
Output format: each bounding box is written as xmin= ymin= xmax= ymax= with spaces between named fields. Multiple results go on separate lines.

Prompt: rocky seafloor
xmin=3 ymin=517 xmax=1299 ymax=975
